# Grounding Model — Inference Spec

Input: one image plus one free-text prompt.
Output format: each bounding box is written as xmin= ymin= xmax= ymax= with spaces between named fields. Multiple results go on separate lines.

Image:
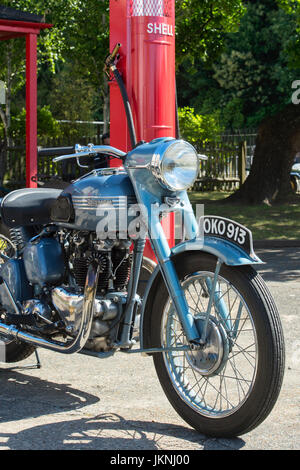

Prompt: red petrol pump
xmin=127 ymin=0 xmax=176 ymax=144
xmin=109 ymin=0 xmax=176 ymax=259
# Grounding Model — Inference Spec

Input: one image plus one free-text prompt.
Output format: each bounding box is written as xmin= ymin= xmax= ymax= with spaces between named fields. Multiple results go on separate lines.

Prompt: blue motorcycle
xmin=0 ymin=49 xmax=285 ymax=438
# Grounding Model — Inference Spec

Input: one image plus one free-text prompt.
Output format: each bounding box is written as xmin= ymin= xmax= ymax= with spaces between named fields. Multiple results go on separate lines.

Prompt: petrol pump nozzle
xmin=104 ymin=43 xmax=137 ymax=149
xmin=104 ymin=43 xmax=122 ymax=77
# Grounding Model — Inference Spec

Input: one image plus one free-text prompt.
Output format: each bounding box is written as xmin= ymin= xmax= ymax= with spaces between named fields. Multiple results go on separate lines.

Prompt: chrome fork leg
xmin=200 ymin=259 xmax=223 ymax=344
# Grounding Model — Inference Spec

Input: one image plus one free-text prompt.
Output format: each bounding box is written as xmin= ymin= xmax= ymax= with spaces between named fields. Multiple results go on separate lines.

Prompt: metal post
xmin=109 ymin=0 xmax=129 ymax=161
xmin=26 ymin=33 xmax=38 ymax=188
xmin=239 ymin=141 xmax=247 ymax=187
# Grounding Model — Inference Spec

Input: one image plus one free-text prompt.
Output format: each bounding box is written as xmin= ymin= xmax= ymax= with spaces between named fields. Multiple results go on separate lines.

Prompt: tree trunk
xmin=229 ymin=104 xmax=300 ymax=204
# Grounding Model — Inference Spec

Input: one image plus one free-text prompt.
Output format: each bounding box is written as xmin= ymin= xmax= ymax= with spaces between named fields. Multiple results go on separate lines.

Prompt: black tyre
xmin=0 ymin=336 xmax=36 ymax=363
xmin=151 ymin=253 xmax=285 ymax=437
xmin=0 ymin=230 xmax=36 ymax=363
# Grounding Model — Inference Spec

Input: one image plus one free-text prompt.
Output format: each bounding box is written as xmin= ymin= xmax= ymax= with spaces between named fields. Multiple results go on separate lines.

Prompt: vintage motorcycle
xmin=0 ymin=48 xmax=285 ymax=439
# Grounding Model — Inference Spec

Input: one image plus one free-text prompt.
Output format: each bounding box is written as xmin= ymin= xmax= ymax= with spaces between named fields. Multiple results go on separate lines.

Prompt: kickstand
xmin=5 ymin=349 xmax=42 ymax=371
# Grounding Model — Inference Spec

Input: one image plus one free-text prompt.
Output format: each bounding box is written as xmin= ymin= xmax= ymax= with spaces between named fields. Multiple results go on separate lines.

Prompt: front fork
xmin=148 ymin=195 xmax=226 ymax=345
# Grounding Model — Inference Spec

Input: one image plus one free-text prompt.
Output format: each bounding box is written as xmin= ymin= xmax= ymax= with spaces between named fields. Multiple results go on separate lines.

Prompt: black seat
xmin=0 ymin=188 xmax=62 ymax=228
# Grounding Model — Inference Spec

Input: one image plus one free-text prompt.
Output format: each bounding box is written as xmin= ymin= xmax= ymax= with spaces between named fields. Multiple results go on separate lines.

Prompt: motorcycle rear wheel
xmin=0 ymin=230 xmax=36 ymax=363
xmin=151 ymin=253 xmax=285 ymax=437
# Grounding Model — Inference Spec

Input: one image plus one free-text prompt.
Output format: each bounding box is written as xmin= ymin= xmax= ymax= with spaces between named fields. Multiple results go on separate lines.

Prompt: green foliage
xmin=175 ymin=0 xmax=246 ymax=65
xmin=0 ymin=0 xmax=82 ymax=70
xmin=3 ymin=0 xmax=300 ymax=142
xmin=8 ymin=105 xmax=61 ymax=139
xmin=221 ymin=98 xmax=245 ymax=129
xmin=177 ymin=0 xmax=300 ymax=129
xmin=49 ymin=63 xmax=98 ymax=121
xmin=178 ymin=107 xmax=223 ymax=144
xmin=215 ymin=1 xmax=299 ymax=126
xmin=0 ymin=0 xmax=84 ymax=143
xmin=65 ymin=0 xmax=109 ymax=89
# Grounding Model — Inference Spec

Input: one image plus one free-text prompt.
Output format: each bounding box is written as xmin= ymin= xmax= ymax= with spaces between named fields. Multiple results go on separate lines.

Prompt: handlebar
xmin=52 ymin=144 xmax=126 ymax=163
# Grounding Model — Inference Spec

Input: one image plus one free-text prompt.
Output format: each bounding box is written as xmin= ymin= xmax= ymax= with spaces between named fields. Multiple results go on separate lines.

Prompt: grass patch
xmin=188 ymin=191 xmax=300 ymax=240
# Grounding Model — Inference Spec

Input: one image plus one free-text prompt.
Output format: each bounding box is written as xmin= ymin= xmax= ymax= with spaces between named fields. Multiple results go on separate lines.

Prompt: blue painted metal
xmin=0 ymin=258 xmax=33 ymax=312
xmin=23 ymin=237 xmax=65 ymax=287
xmin=126 ymin=138 xmax=201 ymax=343
xmin=126 ymin=137 xmax=262 ymax=347
xmin=118 ymin=238 xmax=146 ymax=348
xmin=139 ymin=239 xmax=262 ymax=352
xmin=61 ymin=170 xmax=137 ymax=231
xmin=171 ymin=237 xmax=263 ymax=266
xmin=232 ymin=301 xmax=243 ymax=339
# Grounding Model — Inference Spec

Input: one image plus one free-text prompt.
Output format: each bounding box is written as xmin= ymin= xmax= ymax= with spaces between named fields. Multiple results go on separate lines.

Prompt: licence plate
xmin=199 ymin=216 xmax=254 ymax=257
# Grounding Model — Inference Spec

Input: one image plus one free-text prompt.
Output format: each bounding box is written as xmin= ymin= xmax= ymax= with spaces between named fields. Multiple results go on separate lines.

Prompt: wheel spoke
xmin=162 ymin=271 xmax=258 ymax=418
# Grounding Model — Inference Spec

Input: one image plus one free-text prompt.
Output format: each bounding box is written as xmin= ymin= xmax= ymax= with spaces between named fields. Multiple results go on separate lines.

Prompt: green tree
xmin=0 ymin=0 xmax=81 ymax=143
xmin=177 ymin=0 xmax=300 ymax=203
xmin=227 ymin=0 xmax=300 ymax=204
xmin=62 ymin=0 xmax=109 ymax=130
xmin=178 ymin=106 xmax=222 ymax=144
xmin=9 ymin=105 xmax=61 ymax=140
xmin=175 ymin=0 xmax=246 ymax=65
xmin=177 ymin=0 xmax=299 ymax=128
xmin=212 ymin=0 xmax=298 ymax=128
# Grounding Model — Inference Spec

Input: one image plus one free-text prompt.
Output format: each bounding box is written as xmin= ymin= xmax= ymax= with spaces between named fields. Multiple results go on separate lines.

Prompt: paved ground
xmin=0 ymin=247 xmax=299 ymax=451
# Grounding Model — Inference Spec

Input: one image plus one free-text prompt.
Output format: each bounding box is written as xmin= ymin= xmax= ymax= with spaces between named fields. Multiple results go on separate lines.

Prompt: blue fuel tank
xmin=53 ymin=168 xmax=138 ymax=233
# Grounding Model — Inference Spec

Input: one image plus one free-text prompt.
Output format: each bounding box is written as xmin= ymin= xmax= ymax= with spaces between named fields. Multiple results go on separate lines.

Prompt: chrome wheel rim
xmin=161 ymin=271 xmax=258 ymax=418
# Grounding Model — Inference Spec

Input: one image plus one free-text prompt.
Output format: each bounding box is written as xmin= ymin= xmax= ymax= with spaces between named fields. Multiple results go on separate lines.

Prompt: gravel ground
xmin=0 ymin=247 xmax=299 ymax=451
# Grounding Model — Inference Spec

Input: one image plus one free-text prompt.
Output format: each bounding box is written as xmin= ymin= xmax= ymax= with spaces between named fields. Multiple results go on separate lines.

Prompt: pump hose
xmin=108 ymin=43 xmax=179 ymax=147
xmin=110 ymin=65 xmax=137 ymax=149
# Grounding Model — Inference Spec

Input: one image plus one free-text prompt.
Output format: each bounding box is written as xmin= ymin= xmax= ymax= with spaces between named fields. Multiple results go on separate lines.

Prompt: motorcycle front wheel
xmin=151 ymin=253 xmax=285 ymax=437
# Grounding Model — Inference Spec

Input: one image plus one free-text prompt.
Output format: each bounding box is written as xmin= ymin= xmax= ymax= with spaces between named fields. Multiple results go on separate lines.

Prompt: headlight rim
xmin=151 ymin=139 xmax=199 ymax=192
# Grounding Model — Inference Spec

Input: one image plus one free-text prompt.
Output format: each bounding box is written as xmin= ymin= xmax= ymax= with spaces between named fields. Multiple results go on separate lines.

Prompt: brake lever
xmin=52 ymin=143 xmax=126 ymax=163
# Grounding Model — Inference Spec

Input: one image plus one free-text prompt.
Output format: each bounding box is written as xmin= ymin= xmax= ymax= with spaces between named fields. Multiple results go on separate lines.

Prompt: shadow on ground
xmin=0 ymin=413 xmax=246 ymax=451
xmin=255 ymin=248 xmax=300 ymax=282
xmin=0 ymin=370 xmax=245 ymax=451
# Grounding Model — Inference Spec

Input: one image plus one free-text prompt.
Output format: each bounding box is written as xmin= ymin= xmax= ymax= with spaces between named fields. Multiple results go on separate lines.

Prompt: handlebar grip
xmin=38 ymin=146 xmax=75 ymax=157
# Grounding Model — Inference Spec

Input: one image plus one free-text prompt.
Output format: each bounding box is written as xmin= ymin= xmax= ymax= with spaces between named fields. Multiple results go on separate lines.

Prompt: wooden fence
xmin=0 ymin=135 xmax=254 ymax=193
xmin=0 ymin=134 xmax=100 ymax=191
xmin=191 ymin=141 xmax=248 ymax=191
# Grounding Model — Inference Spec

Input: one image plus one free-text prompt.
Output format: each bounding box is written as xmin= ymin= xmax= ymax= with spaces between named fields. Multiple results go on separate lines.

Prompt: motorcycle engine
xmin=66 ymin=231 xmax=132 ymax=294
xmin=5 ymin=229 xmax=134 ymax=353
xmin=54 ymin=230 xmax=133 ymax=352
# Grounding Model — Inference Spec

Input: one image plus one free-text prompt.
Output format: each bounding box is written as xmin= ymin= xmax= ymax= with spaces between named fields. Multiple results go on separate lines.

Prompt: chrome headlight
xmin=151 ymin=140 xmax=199 ymax=191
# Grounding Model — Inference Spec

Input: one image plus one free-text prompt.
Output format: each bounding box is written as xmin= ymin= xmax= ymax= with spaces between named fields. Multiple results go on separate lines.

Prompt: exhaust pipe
xmin=0 ymin=262 xmax=100 ymax=355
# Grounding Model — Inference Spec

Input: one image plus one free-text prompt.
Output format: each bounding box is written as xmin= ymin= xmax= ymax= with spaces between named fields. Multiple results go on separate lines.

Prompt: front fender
xmin=171 ymin=236 xmax=263 ymax=266
xmin=140 ymin=237 xmax=263 ymax=354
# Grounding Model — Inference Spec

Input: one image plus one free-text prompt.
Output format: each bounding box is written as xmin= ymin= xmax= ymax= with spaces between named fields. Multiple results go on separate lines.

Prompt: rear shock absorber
xmin=9 ymin=227 xmax=33 ymax=252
